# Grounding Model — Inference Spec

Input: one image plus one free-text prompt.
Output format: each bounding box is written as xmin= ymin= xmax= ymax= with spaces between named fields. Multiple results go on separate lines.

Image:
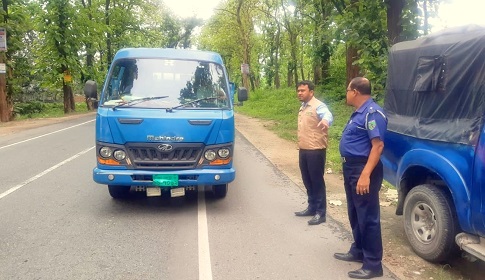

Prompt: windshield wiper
xmin=166 ymin=97 xmax=217 ymax=112
xmin=112 ymin=96 xmax=169 ymax=110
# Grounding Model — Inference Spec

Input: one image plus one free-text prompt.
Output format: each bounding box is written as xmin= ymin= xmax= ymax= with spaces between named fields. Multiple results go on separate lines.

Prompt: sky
xmin=162 ymin=0 xmax=222 ymax=20
xmin=434 ymin=0 xmax=485 ymax=31
xmin=162 ymin=0 xmax=485 ymax=31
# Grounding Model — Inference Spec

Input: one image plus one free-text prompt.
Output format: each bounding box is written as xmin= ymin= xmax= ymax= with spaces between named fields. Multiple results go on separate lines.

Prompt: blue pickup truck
xmin=84 ymin=48 xmax=247 ymax=199
xmin=382 ymin=25 xmax=485 ymax=263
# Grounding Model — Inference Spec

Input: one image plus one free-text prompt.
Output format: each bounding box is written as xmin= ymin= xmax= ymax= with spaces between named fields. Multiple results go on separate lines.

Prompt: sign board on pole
xmin=0 ymin=28 xmax=7 ymax=51
xmin=0 ymin=63 xmax=6 ymax=74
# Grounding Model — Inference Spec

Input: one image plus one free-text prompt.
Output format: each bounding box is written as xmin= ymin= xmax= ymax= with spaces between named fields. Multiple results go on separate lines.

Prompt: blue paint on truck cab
xmin=88 ymin=48 xmax=247 ymax=199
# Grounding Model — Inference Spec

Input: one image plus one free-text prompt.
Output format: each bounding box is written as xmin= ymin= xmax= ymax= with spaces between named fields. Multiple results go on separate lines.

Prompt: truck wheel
xmin=403 ymin=184 xmax=459 ymax=262
xmin=108 ymin=185 xmax=131 ymax=199
xmin=213 ymin=184 xmax=228 ymax=198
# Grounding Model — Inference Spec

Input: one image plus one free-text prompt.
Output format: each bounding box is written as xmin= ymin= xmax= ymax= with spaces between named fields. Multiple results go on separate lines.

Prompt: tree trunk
xmin=63 ymin=82 xmax=75 ymax=114
xmin=274 ymin=25 xmax=281 ymax=89
xmin=422 ymin=0 xmax=429 ymax=35
xmin=346 ymin=45 xmax=360 ymax=85
xmin=0 ymin=52 xmax=8 ymax=122
xmin=386 ymin=0 xmax=405 ymax=44
xmin=105 ymin=0 xmax=112 ymax=66
xmin=0 ymin=0 xmax=11 ymax=122
xmin=236 ymin=0 xmax=250 ymax=90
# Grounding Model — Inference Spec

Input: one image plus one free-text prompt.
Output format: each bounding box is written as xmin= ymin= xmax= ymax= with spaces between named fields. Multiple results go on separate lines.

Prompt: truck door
xmin=474 ymin=125 xmax=485 ymax=235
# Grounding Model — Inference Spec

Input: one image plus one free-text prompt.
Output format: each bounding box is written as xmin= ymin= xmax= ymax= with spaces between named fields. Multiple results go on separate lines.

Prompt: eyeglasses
xmin=346 ymin=89 xmax=354 ymax=92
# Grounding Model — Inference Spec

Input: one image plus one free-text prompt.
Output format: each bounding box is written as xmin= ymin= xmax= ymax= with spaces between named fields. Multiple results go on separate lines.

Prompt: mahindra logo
xmin=147 ymin=135 xmax=184 ymax=142
xmin=157 ymin=144 xmax=173 ymax=151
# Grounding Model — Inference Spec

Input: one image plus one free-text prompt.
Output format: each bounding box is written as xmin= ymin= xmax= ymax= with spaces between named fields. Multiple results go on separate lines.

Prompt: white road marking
xmin=0 ymin=146 xmax=94 ymax=200
xmin=0 ymin=119 xmax=95 ymax=150
xmin=198 ymin=188 xmax=213 ymax=280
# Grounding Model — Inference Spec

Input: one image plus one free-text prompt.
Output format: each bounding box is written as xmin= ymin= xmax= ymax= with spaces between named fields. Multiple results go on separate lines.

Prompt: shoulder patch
xmin=368 ymin=120 xmax=376 ymax=130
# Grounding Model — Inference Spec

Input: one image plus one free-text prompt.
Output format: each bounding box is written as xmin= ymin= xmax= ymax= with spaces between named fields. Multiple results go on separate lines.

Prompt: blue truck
xmin=382 ymin=25 xmax=485 ymax=263
xmin=84 ymin=48 xmax=247 ymax=199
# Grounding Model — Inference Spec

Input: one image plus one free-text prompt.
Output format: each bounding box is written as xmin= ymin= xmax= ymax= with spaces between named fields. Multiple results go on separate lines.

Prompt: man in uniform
xmin=294 ymin=80 xmax=333 ymax=225
xmin=334 ymin=77 xmax=387 ymax=279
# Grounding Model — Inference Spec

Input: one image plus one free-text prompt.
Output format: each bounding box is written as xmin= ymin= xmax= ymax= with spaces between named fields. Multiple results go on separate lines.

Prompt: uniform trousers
xmin=299 ymin=148 xmax=326 ymax=216
xmin=343 ymin=160 xmax=383 ymax=272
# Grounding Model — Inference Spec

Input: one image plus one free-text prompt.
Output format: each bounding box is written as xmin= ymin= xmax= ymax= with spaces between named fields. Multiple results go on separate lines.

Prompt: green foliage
xmin=13 ymin=101 xmax=89 ymax=120
xmin=13 ymin=101 xmax=46 ymax=117
xmin=0 ymin=0 xmax=446 ymax=119
xmin=236 ymin=86 xmax=354 ymax=172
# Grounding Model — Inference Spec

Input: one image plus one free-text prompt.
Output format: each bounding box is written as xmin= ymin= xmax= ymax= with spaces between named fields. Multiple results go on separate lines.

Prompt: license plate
xmin=170 ymin=187 xmax=185 ymax=197
xmin=146 ymin=187 xmax=162 ymax=197
xmin=153 ymin=174 xmax=179 ymax=187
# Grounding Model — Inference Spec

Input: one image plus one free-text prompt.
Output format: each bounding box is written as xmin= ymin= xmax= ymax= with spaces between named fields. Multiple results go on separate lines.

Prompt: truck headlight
xmin=99 ymin=147 xmax=112 ymax=158
xmin=204 ymin=150 xmax=217 ymax=161
xmin=113 ymin=150 xmax=126 ymax=161
xmin=217 ymin=148 xmax=230 ymax=158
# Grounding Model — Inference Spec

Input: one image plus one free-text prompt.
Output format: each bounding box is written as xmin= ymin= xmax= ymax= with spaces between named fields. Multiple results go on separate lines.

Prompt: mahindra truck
xmin=382 ymin=25 xmax=485 ymax=263
xmin=85 ymin=48 xmax=247 ymax=199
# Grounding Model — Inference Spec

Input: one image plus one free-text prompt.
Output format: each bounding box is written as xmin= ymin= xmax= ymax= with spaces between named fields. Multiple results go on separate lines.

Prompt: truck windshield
xmin=101 ymin=58 xmax=230 ymax=109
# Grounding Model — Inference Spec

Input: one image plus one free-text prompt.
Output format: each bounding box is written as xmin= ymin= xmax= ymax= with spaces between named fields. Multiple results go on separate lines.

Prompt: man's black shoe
xmin=307 ymin=213 xmax=326 ymax=225
xmin=333 ymin=252 xmax=363 ymax=263
xmin=348 ymin=268 xmax=383 ymax=279
xmin=294 ymin=208 xmax=316 ymax=217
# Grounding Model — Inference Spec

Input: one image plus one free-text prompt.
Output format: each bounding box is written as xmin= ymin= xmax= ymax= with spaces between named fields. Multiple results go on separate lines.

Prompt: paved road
xmin=0 ymin=115 xmax=398 ymax=279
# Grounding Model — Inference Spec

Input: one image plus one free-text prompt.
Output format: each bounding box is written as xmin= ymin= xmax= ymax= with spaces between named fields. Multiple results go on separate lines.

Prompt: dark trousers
xmin=343 ymin=160 xmax=383 ymax=271
xmin=299 ymin=149 xmax=326 ymax=216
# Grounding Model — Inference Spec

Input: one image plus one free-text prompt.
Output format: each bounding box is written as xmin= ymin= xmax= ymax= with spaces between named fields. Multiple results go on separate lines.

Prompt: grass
xmin=13 ymin=101 xmax=90 ymax=120
xmin=235 ymin=87 xmax=354 ymax=173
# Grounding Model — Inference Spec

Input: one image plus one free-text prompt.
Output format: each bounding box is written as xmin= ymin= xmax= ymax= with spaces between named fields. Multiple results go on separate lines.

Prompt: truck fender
xmin=397 ymin=149 xmax=471 ymax=231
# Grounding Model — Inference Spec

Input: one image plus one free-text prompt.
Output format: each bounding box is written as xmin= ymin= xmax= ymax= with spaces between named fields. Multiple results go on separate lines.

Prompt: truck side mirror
xmin=229 ymin=82 xmax=236 ymax=96
xmin=84 ymin=80 xmax=99 ymax=110
xmin=84 ymin=80 xmax=98 ymax=99
xmin=237 ymin=87 xmax=248 ymax=104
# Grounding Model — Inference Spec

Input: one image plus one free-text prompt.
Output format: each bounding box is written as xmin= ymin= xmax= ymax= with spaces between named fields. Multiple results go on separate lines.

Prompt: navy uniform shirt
xmin=339 ymin=98 xmax=387 ymax=157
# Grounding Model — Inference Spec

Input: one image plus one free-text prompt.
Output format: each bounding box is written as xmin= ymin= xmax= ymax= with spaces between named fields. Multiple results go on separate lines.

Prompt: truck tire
xmin=108 ymin=185 xmax=131 ymax=199
xmin=213 ymin=184 xmax=228 ymax=198
xmin=403 ymin=184 xmax=459 ymax=262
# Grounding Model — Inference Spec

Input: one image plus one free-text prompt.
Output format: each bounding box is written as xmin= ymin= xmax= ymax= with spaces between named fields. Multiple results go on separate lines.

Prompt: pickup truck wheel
xmin=108 ymin=185 xmax=131 ymax=199
xmin=213 ymin=184 xmax=228 ymax=198
xmin=403 ymin=184 xmax=459 ymax=262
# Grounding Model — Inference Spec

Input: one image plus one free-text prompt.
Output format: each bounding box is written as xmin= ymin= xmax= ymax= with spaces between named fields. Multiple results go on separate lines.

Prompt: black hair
xmin=349 ymin=77 xmax=371 ymax=95
xmin=296 ymin=80 xmax=315 ymax=91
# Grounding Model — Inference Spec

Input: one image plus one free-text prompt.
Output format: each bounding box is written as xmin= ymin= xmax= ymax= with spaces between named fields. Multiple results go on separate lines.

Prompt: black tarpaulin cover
xmin=384 ymin=25 xmax=485 ymax=145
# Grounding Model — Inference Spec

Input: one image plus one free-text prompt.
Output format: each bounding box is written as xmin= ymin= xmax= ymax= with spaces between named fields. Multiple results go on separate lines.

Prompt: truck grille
xmin=126 ymin=143 xmax=204 ymax=170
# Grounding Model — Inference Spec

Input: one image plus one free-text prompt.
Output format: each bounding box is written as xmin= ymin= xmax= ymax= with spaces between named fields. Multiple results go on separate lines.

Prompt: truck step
xmin=456 ymin=233 xmax=485 ymax=262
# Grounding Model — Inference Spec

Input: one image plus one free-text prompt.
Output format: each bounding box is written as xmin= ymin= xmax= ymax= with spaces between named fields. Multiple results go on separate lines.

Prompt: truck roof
xmin=384 ymin=24 xmax=485 ymax=145
xmin=113 ymin=48 xmax=225 ymax=65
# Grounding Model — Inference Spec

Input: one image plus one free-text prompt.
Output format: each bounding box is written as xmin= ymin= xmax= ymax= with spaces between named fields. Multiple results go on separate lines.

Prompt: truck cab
xmin=382 ymin=25 xmax=485 ymax=262
xmin=86 ymin=48 xmax=247 ymax=199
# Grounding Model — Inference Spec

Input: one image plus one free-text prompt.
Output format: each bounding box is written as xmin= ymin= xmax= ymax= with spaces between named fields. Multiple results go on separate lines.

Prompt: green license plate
xmin=153 ymin=174 xmax=179 ymax=187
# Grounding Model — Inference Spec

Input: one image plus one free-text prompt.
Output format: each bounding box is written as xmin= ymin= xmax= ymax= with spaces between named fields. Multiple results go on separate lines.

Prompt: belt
xmin=341 ymin=156 xmax=368 ymax=163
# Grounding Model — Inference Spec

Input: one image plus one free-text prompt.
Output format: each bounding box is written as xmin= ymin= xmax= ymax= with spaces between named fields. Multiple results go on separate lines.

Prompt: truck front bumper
xmin=93 ymin=168 xmax=235 ymax=186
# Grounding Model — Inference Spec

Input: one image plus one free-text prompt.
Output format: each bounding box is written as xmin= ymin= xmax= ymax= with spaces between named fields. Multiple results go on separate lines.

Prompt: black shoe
xmin=307 ymin=213 xmax=326 ymax=225
xmin=294 ymin=208 xmax=316 ymax=217
xmin=333 ymin=252 xmax=363 ymax=263
xmin=348 ymin=268 xmax=383 ymax=279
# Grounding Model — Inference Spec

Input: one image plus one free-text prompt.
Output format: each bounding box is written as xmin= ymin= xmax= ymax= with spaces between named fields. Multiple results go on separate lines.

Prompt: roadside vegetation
xmin=235 ymin=82 xmax=358 ymax=173
xmin=13 ymin=100 xmax=89 ymax=120
xmin=0 ymin=1 xmax=446 ymax=122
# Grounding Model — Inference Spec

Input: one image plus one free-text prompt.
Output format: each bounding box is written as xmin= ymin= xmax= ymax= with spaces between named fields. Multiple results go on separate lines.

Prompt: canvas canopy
xmin=384 ymin=25 xmax=485 ymax=145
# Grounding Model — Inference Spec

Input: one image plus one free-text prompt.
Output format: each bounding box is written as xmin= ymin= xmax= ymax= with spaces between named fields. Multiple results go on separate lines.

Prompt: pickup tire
xmin=403 ymin=184 xmax=458 ymax=262
xmin=213 ymin=184 xmax=228 ymax=198
xmin=108 ymin=185 xmax=131 ymax=199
